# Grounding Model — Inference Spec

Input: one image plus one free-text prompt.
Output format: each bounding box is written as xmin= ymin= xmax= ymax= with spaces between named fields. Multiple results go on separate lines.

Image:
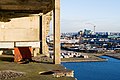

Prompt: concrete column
xmin=42 ymin=15 xmax=49 ymax=57
xmin=42 ymin=15 xmax=46 ymax=55
xmin=40 ymin=15 xmax=47 ymax=56
xmin=33 ymin=48 xmax=39 ymax=57
xmin=53 ymin=0 xmax=61 ymax=64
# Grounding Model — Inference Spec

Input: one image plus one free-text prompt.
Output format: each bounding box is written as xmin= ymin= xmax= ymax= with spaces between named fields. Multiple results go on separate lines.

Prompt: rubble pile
xmin=0 ymin=70 xmax=25 ymax=80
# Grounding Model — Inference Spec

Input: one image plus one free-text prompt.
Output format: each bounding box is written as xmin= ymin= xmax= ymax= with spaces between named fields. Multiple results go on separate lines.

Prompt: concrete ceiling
xmin=0 ymin=0 xmax=53 ymax=22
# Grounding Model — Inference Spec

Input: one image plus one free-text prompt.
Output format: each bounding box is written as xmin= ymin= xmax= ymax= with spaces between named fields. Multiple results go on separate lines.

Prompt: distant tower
xmin=79 ymin=31 xmax=82 ymax=45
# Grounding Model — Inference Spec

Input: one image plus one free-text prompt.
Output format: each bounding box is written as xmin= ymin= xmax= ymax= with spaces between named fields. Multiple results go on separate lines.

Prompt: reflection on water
xmin=62 ymin=56 xmax=120 ymax=80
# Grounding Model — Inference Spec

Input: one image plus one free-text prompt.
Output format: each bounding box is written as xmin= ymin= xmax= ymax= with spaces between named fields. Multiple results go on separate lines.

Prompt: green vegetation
xmin=0 ymin=55 xmax=75 ymax=80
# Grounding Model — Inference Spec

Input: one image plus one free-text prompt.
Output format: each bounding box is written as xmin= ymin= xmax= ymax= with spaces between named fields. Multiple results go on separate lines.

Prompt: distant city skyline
xmin=60 ymin=0 xmax=120 ymax=33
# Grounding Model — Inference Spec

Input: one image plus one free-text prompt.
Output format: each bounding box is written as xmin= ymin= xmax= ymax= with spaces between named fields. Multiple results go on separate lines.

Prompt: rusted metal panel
xmin=14 ymin=47 xmax=32 ymax=62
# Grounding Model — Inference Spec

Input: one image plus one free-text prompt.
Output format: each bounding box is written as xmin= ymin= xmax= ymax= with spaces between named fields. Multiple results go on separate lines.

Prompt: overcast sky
xmin=60 ymin=0 xmax=120 ymax=33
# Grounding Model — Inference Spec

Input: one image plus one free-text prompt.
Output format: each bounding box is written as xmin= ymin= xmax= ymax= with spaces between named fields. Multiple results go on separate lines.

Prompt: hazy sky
xmin=60 ymin=0 xmax=120 ymax=33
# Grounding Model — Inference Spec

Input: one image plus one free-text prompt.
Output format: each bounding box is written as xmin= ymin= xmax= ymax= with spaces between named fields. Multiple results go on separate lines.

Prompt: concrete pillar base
xmin=32 ymin=48 xmax=40 ymax=57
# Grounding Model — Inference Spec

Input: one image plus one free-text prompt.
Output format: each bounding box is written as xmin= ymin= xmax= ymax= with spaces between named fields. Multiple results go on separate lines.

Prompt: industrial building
xmin=0 ymin=0 xmax=61 ymax=64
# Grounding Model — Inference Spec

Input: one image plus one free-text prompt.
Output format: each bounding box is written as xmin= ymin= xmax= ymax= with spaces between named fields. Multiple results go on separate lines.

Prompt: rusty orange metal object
xmin=14 ymin=47 xmax=32 ymax=62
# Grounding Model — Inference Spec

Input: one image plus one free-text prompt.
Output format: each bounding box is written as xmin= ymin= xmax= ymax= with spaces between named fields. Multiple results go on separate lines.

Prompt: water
xmin=62 ymin=56 xmax=120 ymax=80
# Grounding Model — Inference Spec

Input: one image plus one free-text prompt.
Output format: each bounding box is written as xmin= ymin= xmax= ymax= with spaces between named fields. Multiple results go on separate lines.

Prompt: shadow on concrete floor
xmin=0 ymin=55 xmax=53 ymax=64
xmin=0 ymin=55 xmax=14 ymax=62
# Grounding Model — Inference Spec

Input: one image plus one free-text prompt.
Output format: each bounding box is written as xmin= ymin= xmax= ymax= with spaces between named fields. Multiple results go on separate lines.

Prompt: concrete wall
xmin=0 ymin=15 xmax=40 ymax=41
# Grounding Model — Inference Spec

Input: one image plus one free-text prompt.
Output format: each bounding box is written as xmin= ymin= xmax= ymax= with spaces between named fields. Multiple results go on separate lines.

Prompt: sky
xmin=60 ymin=0 xmax=120 ymax=33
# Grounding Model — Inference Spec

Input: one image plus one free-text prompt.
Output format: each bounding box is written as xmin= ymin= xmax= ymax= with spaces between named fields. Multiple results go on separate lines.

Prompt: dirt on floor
xmin=0 ymin=55 xmax=75 ymax=80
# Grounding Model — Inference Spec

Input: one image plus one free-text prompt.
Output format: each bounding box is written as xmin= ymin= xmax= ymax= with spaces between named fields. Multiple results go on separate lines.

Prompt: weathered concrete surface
xmin=0 ymin=16 xmax=40 ymax=41
xmin=0 ymin=0 xmax=52 ymax=22
xmin=53 ymin=0 xmax=61 ymax=64
xmin=0 ymin=0 xmax=52 ymax=10
xmin=42 ymin=12 xmax=52 ymax=56
xmin=0 ymin=0 xmax=61 ymax=64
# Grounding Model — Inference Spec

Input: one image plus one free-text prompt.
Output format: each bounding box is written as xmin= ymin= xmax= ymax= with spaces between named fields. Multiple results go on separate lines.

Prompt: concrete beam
xmin=0 ymin=5 xmax=48 ymax=11
xmin=0 ymin=0 xmax=53 ymax=21
xmin=0 ymin=0 xmax=52 ymax=10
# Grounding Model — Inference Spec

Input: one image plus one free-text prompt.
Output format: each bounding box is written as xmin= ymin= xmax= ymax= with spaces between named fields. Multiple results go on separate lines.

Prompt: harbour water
xmin=62 ymin=56 xmax=120 ymax=80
